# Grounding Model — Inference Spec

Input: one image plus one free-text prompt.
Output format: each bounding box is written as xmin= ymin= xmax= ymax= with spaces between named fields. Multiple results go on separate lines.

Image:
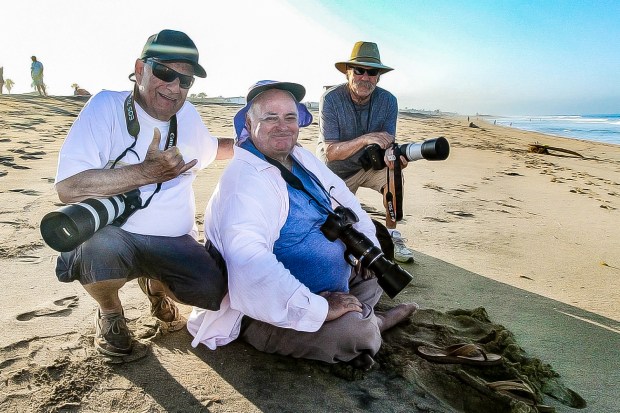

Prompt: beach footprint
xmin=16 ymin=295 xmax=79 ymax=321
xmin=17 ymin=254 xmax=44 ymax=264
xmin=447 ymin=210 xmax=475 ymax=218
xmin=8 ymin=188 xmax=42 ymax=196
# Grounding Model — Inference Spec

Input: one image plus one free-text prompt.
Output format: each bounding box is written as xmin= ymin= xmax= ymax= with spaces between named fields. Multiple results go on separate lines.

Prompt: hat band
xmin=350 ymin=56 xmax=382 ymax=64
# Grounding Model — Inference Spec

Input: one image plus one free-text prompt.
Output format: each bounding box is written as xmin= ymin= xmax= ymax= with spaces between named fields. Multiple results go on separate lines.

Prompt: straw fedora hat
xmin=335 ymin=41 xmax=393 ymax=74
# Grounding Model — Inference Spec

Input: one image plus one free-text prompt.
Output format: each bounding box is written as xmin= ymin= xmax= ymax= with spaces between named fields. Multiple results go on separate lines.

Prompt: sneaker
xmin=94 ymin=309 xmax=132 ymax=356
xmin=391 ymin=230 xmax=414 ymax=263
xmin=137 ymin=277 xmax=186 ymax=331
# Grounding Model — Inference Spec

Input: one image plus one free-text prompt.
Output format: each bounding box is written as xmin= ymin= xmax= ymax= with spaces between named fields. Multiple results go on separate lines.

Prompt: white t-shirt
xmin=56 ymin=90 xmax=218 ymax=237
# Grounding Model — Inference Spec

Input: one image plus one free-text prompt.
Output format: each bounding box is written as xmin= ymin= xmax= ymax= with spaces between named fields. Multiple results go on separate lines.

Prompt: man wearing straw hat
xmin=317 ymin=41 xmax=414 ymax=263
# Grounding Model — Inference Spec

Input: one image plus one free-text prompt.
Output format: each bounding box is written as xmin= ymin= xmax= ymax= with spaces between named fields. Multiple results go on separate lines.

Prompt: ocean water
xmin=491 ymin=114 xmax=620 ymax=146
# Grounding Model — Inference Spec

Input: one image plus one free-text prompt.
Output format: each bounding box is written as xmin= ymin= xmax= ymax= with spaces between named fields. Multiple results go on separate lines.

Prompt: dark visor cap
xmin=140 ymin=29 xmax=207 ymax=78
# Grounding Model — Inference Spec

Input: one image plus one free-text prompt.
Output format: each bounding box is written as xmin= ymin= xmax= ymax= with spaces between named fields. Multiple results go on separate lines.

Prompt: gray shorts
xmin=55 ymin=225 xmax=227 ymax=310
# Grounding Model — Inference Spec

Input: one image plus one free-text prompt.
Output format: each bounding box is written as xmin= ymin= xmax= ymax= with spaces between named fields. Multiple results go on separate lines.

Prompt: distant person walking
xmin=30 ymin=56 xmax=47 ymax=96
xmin=0 ymin=66 xmax=4 ymax=94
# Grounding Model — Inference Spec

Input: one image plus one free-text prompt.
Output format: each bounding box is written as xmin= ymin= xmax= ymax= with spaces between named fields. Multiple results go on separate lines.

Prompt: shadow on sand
xmin=143 ymin=252 xmax=614 ymax=412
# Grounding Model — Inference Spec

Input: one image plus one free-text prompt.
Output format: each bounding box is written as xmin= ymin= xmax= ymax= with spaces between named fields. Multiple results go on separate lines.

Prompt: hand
xmin=320 ymin=291 xmax=362 ymax=321
xmin=140 ymin=128 xmax=197 ymax=183
xmin=384 ymin=146 xmax=409 ymax=170
xmin=356 ymin=261 xmax=376 ymax=280
xmin=363 ymin=132 xmax=394 ymax=150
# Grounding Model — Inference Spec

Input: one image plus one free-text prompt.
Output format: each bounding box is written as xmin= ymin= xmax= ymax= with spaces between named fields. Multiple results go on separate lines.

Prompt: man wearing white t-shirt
xmin=54 ymin=29 xmax=233 ymax=356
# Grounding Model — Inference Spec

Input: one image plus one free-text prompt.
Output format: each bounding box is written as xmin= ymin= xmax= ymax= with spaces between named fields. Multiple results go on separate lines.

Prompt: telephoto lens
xmin=321 ymin=207 xmax=413 ymax=298
xmin=336 ymin=224 xmax=413 ymax=298
xmin=400 ymin=137 xmax=450 ymax=162
xmin=40 ymin=189 xmax=140 ymax=252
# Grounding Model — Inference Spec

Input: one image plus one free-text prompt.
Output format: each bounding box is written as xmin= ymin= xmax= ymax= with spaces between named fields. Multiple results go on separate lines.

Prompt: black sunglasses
xmin=351 ymin=67 xmax=379 ymax=76
xmin=146 ymin=60 xmax=195 ymax=89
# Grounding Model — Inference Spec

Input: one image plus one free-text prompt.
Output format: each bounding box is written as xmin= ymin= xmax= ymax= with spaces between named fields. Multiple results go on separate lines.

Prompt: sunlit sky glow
xmin=2 ymin=0 xmax=619 ymax=115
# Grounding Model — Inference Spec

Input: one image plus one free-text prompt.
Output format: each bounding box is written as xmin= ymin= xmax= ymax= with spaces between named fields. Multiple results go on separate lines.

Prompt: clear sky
xmin=2 ymin=0 xmax=619 ymax=116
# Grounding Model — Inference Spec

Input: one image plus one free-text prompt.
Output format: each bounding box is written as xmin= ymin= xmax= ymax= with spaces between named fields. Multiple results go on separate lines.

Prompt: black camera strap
xmin=385 ymin=144 xmax=404 ymax=222
xmin=111 ymin=92 xmax=178 ymax=210
xmin=393 ymin=145 xmax=403 ymax=221
xmin=262 ymin=155 xmax=337 ymax=217
xmin=239 ymin=140 xmax=337 ymax=217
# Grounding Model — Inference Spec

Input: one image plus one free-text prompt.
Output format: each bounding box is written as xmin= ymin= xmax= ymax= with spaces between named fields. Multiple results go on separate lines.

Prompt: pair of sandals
xmin=415 ymin=342 xmax=502 ymax=366
xmin=416 ymin=343 xmax=555 ymax=412
xmin=487 ymin=380 xmax=555 ymax=412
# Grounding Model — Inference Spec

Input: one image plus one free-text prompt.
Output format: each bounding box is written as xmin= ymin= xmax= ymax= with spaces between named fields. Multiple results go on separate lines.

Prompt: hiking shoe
xmin=94 ymin=309 xmax=132 ymax=356
xmin=137 ymin=277 xmax=186 ymax=331
xmin=391 ymin=230 xmax=414 ymax=263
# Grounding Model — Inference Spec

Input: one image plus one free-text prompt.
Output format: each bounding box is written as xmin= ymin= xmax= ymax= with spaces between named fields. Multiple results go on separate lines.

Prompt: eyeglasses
xmin=351 ymin=67 xmax=379 ymax=77
xmin=146 ymin=60 xmax=195 ymax=89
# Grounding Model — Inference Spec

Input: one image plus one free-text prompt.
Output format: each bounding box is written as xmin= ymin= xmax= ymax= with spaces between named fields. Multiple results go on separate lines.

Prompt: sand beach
xmin=0 ymin=94 xmax=618 ymax=412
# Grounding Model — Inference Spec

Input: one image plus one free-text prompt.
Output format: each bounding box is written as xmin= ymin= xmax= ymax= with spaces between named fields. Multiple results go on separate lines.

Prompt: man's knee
xmin=80 ymin=226 xmax=129 ymax=257
xmin=337 ymin=313 xmax=382 ymax=353
xmin=56 ymin=226 xmax=134 ymax=284
xmin=173 ymin=275 xmax=227 ymax=311
xmin=165 ymin=241 xmax=228 ymax=310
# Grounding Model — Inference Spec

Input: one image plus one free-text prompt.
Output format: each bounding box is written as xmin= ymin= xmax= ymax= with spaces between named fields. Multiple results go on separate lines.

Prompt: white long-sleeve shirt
xmin=188 ymin=144 xmax=379 ymax=350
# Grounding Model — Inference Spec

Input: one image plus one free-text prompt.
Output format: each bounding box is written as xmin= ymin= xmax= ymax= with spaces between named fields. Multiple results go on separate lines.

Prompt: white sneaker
xmin=391 ymin=230 xmax=414 ymax=263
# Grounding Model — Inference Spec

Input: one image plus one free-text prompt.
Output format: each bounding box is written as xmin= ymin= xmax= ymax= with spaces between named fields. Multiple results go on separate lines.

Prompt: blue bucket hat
xmin=233 ymin=80 xmax=313 ymax=141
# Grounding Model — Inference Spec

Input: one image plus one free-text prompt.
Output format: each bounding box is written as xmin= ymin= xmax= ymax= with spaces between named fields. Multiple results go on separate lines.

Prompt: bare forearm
xmin=55 ymin=165 xmax=152 ymax=203
xmin=324 ymin=132 xmax=394 ymax=162
xmin=56 ymin=128 xmax=200 ymax=203
xmin=324 ymin=137 xmax=368 ymax=162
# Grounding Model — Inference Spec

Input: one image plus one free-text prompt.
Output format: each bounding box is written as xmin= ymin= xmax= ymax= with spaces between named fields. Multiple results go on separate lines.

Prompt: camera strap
xmin=385 ymin=144 xmax=404 ymax=222
xmin=262 ymin=155 xmax=335 ymax=216
xmin=115 ymin=92 xmax=178 ymax=164
xmin=111 ymin=92 xmax=178 ymax=210
xmin=392 ymin=144 xmax=403 ymax=221
xmin=239 ymin=140 xmax=337 ymax=217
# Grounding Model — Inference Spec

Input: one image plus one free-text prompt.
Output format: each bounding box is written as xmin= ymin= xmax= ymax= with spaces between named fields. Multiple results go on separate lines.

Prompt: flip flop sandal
xmin=415 ymin=342 xmax=502 ymax=365
xmin=487 ymin=380 xmax=555 ymax=412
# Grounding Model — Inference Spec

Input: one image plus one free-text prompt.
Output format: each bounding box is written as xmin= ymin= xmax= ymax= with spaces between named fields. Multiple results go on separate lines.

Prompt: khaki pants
xmin=343 ymin=167 xmax=388 ymax=194
xmin=240 ymin=270 xmax=383 ymax=363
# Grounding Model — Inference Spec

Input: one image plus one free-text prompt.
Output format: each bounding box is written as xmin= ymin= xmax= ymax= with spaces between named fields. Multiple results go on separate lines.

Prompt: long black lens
xmin=369 ymin=258 xmax=414 ymax=298
xmin=339 ymin=225 xmax=413 ymax=298
xmin=40 ymin=195 xmax=126 ymax=252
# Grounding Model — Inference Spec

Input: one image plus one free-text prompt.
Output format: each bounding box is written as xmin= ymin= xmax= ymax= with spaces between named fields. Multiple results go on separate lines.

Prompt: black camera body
xmin=320 ymin=206 xmax=413 ymax=298
xmin=40 ymin=189 xmax=142 ymax=252
xmin=360 ymin=137 xmax=450 ymax=171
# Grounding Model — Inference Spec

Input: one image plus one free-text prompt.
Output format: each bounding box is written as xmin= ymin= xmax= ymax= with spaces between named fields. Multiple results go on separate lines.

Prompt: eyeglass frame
xmin=145 ymin=59 xmax=195 ymax=89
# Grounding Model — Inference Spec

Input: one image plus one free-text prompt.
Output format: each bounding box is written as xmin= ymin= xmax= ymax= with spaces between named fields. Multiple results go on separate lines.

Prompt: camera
xmin=40 ymin=189 xmax=142 ymax=252
xmin=360 ymin=137 xmax=450 ymax=171
xmin=320 ymin=206 xmax=413 ymax=298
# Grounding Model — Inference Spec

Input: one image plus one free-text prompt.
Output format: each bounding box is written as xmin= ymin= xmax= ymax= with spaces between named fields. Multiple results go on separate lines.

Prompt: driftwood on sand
xmin=528 ymin=143 xmax=584 ymax=158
